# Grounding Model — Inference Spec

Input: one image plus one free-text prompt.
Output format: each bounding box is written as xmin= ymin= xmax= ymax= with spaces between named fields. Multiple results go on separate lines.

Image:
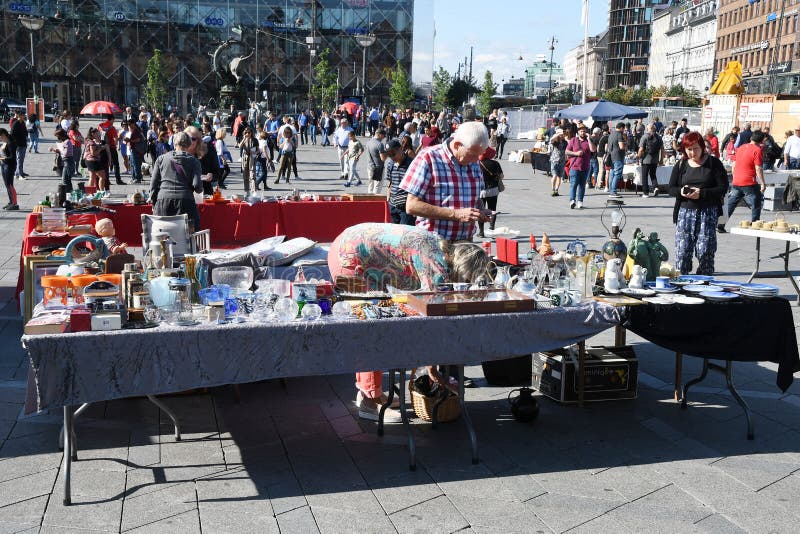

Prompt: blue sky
xmin=412 ymin=0 xmax=610 ymax=84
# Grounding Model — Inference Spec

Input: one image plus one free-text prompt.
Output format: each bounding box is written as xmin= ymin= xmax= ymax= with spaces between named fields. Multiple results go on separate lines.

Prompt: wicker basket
xmin=409 ymin=368 xmax=461 ymax=422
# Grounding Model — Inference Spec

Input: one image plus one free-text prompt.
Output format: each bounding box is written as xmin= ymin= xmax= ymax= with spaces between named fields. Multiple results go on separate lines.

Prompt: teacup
xmin=655 ymin=276 xmax=670 ymax=289
xmin=752 ymin=221 xmax=763 ymax=229
xmin=549 ymin=288 xmax=568 ymax=307
xmin=452 ymin=282 xmax=470 ymax=291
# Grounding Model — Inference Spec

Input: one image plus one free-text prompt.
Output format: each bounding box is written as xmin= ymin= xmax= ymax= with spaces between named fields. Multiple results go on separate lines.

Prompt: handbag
xmin=480 ymin=186 xmax=500 ymax=198
xmin=498 ymin=178 xmax=506 ymax=193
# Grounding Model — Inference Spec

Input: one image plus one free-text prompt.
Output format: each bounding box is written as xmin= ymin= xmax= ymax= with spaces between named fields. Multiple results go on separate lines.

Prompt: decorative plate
xmin=673 ymin=295 xmax=704 ymax=304
xmin=621 ymin=287 xmax=656 ymax=297
xmin=701 ymin=291 xmax=739 ymax=301
xmin=684 ymin=284 xmax=722 ymax=293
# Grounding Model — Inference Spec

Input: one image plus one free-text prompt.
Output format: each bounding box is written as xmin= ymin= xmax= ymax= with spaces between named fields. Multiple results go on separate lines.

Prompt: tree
xmin=476 ymin=70 xmax=497 ymax=116
xmin=312 ymin=48 xmax=338 ymax=112
xmin=600 ymin=86 xmax=626 ymax=104
xmin=446 ymin=79 xmax=480 ymax=108
xmin=432 ymin=66 xmax=452 ymax=111
xmin=388 ymin=61 xmax=414 ymax=109
xmin=145 ymin=49 xmax=168 ymax=113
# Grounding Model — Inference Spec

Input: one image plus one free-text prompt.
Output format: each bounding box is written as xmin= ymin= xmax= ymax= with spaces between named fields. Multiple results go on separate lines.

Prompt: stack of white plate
xmin=739 ymin=283 xmax=779 ymax=299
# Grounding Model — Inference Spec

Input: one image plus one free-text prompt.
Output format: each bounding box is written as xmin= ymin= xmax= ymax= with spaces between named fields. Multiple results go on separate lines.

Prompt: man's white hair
xmin=453 ymin=121 xmax=489 ymax=150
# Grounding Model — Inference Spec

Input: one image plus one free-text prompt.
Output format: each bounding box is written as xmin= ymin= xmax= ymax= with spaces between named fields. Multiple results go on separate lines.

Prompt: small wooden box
xmin=405 ymin=289 xmax=536 ymax=316
xmin=342 ymin=194 xmax=387 ymax=201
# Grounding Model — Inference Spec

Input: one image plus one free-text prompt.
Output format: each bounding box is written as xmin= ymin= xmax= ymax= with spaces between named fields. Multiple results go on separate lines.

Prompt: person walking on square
xmin=10 ymin=111 xmax=28 ymax=180
xmin=125 ymin=120 xmax=146 ymax=184
xmin=274 ymin=127 xmax=296 ymax=185
xmin=50 ymin=129 xmax=75 ymax=193
xmin=238 ymin=127 xmax=258 ymax=194
xmin=99 ymin=114 xmax=125 ymax=185
xmin=26 ymin=113 xmax=42 ymax=154
xmin=637 ymin=123 xmax=664 ymax=197
xmin=565 ymin=124 xmax=594 ymax=209
xmin=726 ymin=130 xmax=766 ymax=228
xmin=0 ymin=128 xmax=18 ymax=210
xmin=607 ymin=122 xmax=627 ymax=198
xmin=344 ymin=131 xmax=363 ymax=187
xmin=668 ymin=132 xmax=728 ymax=275
xmin=784 ymin=125 xmax=800 ymax=169
xmin=366 ymin=128 xmax=387 ymax=194
xmin=333 ymin=118 xmax=353 ymax=179
xmin=549 ymin=128 xmax=566 ymax=196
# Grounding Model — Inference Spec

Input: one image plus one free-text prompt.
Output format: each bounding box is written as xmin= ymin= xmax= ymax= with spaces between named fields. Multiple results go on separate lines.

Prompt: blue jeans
xmin=588 ymin=157 xmax=598 ymax=186
xmin=390 ymin=204 xmax=416 ymax=226
xmin=15 ymin=146 xmax=26 ymax=176
xmin=609 ymin=160 xmax=624 ymax=194
xmin=727 ymin=184 xmax=763 ymax=223
xmin=569 ymin=169 xmax=589 ymax=202
xmin=29 ymin=133 xmax=39 ymax=153
xmin=130 ymin=151 xmax=143 ymax=183
xmin=788 ymin=157 xmax=800 ymax=169
xmin=61 ymin=157 xmax=74 ymax=192
xmin=310 ymin=125 xmax=317 ymax=145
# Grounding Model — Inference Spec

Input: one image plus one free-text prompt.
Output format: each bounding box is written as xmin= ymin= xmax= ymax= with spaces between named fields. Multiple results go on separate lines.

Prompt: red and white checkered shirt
xmin=399 ymin=139 xmax=484 ymax=242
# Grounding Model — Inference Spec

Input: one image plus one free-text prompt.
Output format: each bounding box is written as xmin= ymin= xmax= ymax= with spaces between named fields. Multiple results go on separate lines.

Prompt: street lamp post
xmin=355 ymin=32 xmax=376 ymax=108
xmin=18 ymin=16 xmax=45 ymax=103
xmin=546 ymin=36 xmax=557 ymax=106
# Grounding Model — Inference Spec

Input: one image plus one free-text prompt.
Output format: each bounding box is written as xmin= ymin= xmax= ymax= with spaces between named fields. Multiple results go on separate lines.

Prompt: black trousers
xmin=109 ymin=147 xmax=122 ymax=183
xmin=641 ymin=163 xmax=658 ymax=195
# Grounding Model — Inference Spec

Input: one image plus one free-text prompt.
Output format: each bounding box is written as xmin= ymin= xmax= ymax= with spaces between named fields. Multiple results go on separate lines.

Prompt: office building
xmin=524 ymin=57 xmax=565 ymax=102
xmin=606 ymin=0 xmax=670 ymax=89
xmin=563 ymin=31 xmax=608 ymax=98
xmin=0 ymin=0 xmax=414 ymax=114
xmin=649 ymin=0 xmax=716 ymax=91
xmin=715 ymin=0 xmax=800 ymax=94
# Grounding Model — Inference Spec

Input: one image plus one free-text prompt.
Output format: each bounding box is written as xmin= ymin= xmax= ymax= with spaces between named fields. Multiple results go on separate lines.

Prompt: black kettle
xmin=508 ymin=387 xmax=540 ymax=423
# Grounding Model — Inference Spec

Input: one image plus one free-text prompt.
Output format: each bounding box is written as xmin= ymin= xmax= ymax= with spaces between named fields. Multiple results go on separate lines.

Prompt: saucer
xmin=684 ymin=284 xmax=722 ymax=293
xmin=621 ymin=287 xmax=656 ymax=297
xmin=642 ymin=296 xmax=675 ymax=305
xmin=652 ymin=285 xmax=680 ymax=293
xmin=673 ymin=295 xmax=704 ymax=305
xmin=701 ymin=291 xmax=739 ymax=301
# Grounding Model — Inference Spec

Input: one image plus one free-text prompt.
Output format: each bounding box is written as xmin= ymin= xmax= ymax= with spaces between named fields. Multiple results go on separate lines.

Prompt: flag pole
xmin=582 ymin=0 xmax=589 ymax=104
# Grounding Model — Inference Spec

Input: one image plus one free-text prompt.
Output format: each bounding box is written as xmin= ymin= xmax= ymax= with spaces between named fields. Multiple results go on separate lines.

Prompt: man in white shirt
xmin=333 ymin=118 xmax=353 ymax=179
xmin=783 ymin=125 xmax=800 ymax=169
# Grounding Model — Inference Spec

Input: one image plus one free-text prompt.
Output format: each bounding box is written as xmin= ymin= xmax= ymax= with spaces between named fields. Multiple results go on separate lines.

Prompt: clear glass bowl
xmin=212 ymin=266 xmax=253 ymax=292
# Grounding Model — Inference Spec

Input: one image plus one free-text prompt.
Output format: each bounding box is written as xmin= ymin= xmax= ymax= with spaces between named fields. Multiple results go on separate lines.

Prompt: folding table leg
xmin=746 ymin=237 xmax=761 ymax=283
xmin=780 ymin=242 xmax=800 ymax=306
xmin=146 ymin=395 xmax=181 ymax=441
xmin=577 ymin=341 xmax=586 ymax=407
xmin=377 ymin=369 xmax=396 ymax=437
xmin=725 ymin=361 xmax=755 ymax=440
xmin=62 ymin=406 xmax=74 ymax=506
xmin=397 ymin=369 xmax=416 ymax=470
xmin=58 ymin=402 xmax=89 ymax=457
xmin=681 ymin=358 xmax=709 ymax=409
xmin=457 ymin=365 xmax=479 ymax=465
xmin=674 ymin=353 xmax=683 ymax=402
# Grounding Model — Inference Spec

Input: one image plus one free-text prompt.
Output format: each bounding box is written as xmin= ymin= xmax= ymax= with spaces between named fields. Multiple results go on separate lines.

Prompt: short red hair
xmin=679 ymin=131 xmax=705 ymax=157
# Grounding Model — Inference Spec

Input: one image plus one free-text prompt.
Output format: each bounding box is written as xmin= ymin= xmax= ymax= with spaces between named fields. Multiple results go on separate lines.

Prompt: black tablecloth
xmin=625 ymin=298 xmax=799 ymax=392
xmin=530 ymin=152 xmax=550 ymax=173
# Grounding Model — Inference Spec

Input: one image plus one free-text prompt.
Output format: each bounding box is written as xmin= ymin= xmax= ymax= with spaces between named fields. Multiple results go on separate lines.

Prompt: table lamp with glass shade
xmin=601 ymin=199 xmax=627 ymax=261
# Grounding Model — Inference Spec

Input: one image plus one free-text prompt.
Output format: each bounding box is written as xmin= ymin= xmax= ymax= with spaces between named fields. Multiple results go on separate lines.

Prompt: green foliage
xmin=145 ymin=49 xmax=168 ymax=112
xmin=446 ymin=79 xmax=480 ymax=108
xmin=551 ymin=86 xmax=575 ymax=104
xmin=432 ymin=66 xmax=452 ymax=111
xmin=389 ymin=61 xmax=414 ymax=109
xmin=601 ymin=84 xmax=701 ymax=107
xmin=601 ymin=86 xmax=627 ymax=104
xmin=312 ymin=48 xmax=338 ymax=111
xmin=476 ymin=70 xmax=497 ymax=116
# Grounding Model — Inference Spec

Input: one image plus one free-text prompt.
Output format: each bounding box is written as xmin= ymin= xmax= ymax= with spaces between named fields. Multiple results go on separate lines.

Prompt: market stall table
xmin=624 ymin=297 xmax=800 ymax=439
xmin=730 ymin=227 xmax=800 ymax=305
xmin=22 ymin=302 xmax=619 ymax=505
xmin=529 ymin=151 xmax=551 ymax=174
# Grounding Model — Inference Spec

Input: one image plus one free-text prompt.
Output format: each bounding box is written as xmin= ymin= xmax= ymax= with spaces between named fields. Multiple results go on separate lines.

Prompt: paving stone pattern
xmin=1 ymin=130 xmax=800 ymax=532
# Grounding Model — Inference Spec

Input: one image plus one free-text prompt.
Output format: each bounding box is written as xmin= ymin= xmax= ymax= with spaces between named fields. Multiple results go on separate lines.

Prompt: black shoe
xmin=116 ymin=180 xmax=127 ymax=185
xmin=462 ymin=377 xmax=477 ymax=388
xmin=716 ymin=224 xmax=727 ymax=234
xmin=477 ymin=232 xmax=485 ymax=238
xmin=7 ymin=204 xmax=19 ymax=211
xmin=20 ymin=173 xmax=29 ymax=177
xmin=219 ymin=184 xmax=227 ymax=189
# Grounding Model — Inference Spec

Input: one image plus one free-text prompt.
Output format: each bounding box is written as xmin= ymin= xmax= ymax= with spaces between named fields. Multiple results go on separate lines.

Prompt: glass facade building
xmin=606 ymin=0 xmax=669 ymax=89
xmin=0 ymin=0 xmax=413 ymax=114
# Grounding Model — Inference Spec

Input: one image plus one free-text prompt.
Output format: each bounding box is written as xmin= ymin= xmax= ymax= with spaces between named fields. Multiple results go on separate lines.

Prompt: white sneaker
xmin=641 ymin=193 xmax=648 ymax=198
xmin=356 ymin=390 xmax=400 ymax=409
xmin=358 ymin=397 xmax=402 ymax=422
xmin=570 ymin=200 xmax=576 ymax=209
xmin=576 ymin=201 xmax=583 ymax=209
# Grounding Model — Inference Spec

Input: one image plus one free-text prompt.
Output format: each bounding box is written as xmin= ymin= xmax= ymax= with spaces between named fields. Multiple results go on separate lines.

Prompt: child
xmin=345 ymin=131 xmax=363 ymax=187
xmin=274 ymin=127 xmax=295 ymax=184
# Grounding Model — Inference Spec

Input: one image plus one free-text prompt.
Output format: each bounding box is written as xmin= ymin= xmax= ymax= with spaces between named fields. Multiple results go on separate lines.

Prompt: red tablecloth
xmin=16 ymin=200 xmax=389 ymax=303
xmin=280 ymin=201 xmax=390 ymax=242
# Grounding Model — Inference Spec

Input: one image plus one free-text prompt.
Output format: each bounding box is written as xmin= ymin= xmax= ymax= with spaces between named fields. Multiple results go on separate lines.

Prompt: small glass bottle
xmin=184 ymin=255 xmax=201 ymax=304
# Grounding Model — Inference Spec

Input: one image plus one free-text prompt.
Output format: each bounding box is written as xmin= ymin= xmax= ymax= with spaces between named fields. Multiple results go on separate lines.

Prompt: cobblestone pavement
xmin=0 ymin=128 xmax=799 ymax=533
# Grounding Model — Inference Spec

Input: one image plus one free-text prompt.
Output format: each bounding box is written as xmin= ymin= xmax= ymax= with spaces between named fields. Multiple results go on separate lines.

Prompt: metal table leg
xmin=58 ymin=402 xmax=89 ymax=456
xmin=681 ymin=358 xmax=754 ymax=440
xmin=146 ymin=395 xmax=181 ymax=441
xmin=457 ymin=365 xmax=479 ymax=465
xmin=62 ymin=406 xmax=74 ymax=506
xmin=577 ymin=341 xmax=586 ymax=407
xmin=674 ymin=352 xmax=683 ymax=402
xmin=746 ymin=237 xmax=761 ymax=283
xmin=780 ymin=242 xmax=800 ymax=305
xmin=378 ymin=369 xmax=415 ymax=470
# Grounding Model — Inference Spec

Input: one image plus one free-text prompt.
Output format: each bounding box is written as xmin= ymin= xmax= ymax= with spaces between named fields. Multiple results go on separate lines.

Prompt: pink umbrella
xmin=339 ymin=101 xmax=359 ymax=115
xmin=79 ymin=101 xmax=122 ymax=116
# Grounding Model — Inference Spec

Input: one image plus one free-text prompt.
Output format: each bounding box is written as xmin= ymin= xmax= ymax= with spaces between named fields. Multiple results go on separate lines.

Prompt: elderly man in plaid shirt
xmin=400 ymin=121 xmax=492 ymax=242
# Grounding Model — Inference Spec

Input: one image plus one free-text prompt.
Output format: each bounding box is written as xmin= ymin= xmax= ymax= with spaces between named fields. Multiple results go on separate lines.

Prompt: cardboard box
xmin=532 ymin=346 xmax=638 ymax=403
xmin=763 ymin=186 xmax=794 ymax=211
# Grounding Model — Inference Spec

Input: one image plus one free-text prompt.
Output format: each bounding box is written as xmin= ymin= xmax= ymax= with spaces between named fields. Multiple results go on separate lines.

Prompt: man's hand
xmin=453 ymin=208 xmax=489 ymax=223
xmin=202 ymin=173 xmax=214 ymax=182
